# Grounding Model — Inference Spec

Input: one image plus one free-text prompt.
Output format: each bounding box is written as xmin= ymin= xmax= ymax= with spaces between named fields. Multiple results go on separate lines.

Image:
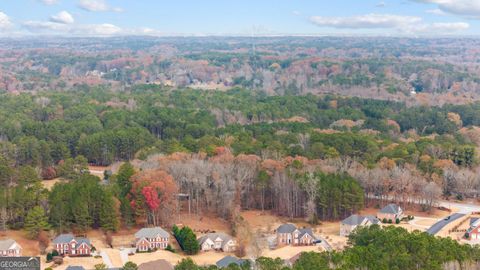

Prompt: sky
xmin=1 ymin=0 xmax=480 ymax=36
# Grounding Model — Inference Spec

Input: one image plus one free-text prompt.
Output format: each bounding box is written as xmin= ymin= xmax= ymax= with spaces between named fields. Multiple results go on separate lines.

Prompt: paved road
xmin=100 ymin=250 xmax=114 ymax=268
xmin=426 ymin=213 xmax=466 ymax=235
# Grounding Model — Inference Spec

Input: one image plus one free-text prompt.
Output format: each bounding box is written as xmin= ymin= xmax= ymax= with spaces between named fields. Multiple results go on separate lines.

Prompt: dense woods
xmin=4 ymin=37 xmax=480 ymax=106
xmin=1 ymin=86 xmax=480 ymax=255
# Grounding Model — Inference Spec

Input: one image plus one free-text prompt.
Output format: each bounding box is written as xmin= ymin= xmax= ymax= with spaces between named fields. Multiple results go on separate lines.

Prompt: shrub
xmin=395 ymin=218 xmax=400 ymax=224
xmin=382 ymin=218 xmax=387 ymax=223
xmin=165 ymin=244 xmax=176 ymax=253
xmin=388 ymin=219 xmax=393 ymax=224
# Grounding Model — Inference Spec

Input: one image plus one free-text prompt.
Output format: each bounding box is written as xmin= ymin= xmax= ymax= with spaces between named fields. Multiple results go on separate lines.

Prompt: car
xmin=444 ymin=216 xmax=451 ymax=221
xmin=313 ymin=239 xmax=322 ymax=244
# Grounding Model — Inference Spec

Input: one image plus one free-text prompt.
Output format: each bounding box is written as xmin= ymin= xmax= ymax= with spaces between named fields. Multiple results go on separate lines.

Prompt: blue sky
xmin=1 ymin=0 xmax=480 ymax=36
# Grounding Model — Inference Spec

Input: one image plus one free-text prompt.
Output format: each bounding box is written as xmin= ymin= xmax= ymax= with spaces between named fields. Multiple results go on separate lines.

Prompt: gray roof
xmin=298 ymin=228 xmax=317 ymax=240
xmin=277 ymin=223 xmax=297 ymax=233
xmin=139 ymin=259 xmax=173 ymax=270
xmin=342 ymin=215 xmax=380 ymax=226
xmin=52 ymin=234 xmax=90 ymax=246
xmin=0 ymin=239 xmax=18 ymax=251
xmin=198 ymin=233 xmax=233 ymax=247
xmin=216 ymin=256 xmax=246 ymax=268
xmin=53 ymin=234 xmax=75 ymax=244
xmin=135 ymin=227 xmax=170 ymax=239
xmin=471 ymin=217 xmax=480 ymax=226
xmin=342 ymin=215 xmax=365 ymax=226
xmin=76 ymin=237 xmax=91 ymax=246
xmin=379 ymin=204 xmax=402 ymax=214
xmin=65 ymin=266 xmax=85 ymax=270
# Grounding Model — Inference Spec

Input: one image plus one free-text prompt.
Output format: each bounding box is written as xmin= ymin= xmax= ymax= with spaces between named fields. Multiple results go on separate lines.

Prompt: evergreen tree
xmin=24 ymin=206 xmax=50 ymax=238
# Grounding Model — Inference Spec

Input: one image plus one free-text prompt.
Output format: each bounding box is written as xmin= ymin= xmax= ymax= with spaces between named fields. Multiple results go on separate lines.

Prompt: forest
xmin=2 ymin=86 xmax=480 ymax=254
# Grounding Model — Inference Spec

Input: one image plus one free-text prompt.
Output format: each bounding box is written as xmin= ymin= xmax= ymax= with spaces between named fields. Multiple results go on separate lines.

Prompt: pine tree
xmin=116 ymin=162 xmax=135 ymax=196
xmin=24 ymin=206 xmax=50 ymax=239
xmin=99 ymin=191 xmax=119 ymax=232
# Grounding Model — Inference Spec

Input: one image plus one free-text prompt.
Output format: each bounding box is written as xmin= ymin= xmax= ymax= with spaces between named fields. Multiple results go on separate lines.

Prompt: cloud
xmin=21 ymin=20 xmax=159 ymax=36
xmin=292 ymin=10 xmax=301 ymax=16
xmin=39 ymin=0 xmax=59 ymax=5
xmin=309 ymin=13 xmax=469 ymax=35
xmin=309 ymin=14 xmax=421 ymax=29
xmin=376 ymin=1 xmax=386 ymax=7
xmin=50 ymin=11 xmax=74 ymax=24
xmin=22 ymin=21 xmax=69 ymax=32
xmin=426 ymin=8 xmax=447 ymax=15
xmin=78 ymin=0 xmax=122 ymax=12
xmin=412 ymin=0 xmax=480 ymax=18
xmin=0 ymin=11 xmax=13 ymax=30
xmin=72 ymin=23 xmax=122 ymax=35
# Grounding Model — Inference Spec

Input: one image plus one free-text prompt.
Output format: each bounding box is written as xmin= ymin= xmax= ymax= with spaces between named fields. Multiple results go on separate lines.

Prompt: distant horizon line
xmin=2 ymin=33 xmax=480 ymax=39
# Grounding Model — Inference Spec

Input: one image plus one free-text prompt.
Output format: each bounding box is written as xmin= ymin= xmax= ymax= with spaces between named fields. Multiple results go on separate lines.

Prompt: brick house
xmin=466 ymin=218 xmax=480 ymax=240
xmin=377 ymin=204 xmax=403 ymax=222
xmin=0 ymin=239 xmax=22 ymax=257
xmin=340 ymin=214 xmax=380 ymax=236
xmin=52 ymin=234 xmax=91 ymax=256
xmin=198 ymin=233 xmax=237 ymax=252
xmin=276 ymin=224 xmax=317 ymax=246
xmin=134 ymin=227 xmax=170 ymax=252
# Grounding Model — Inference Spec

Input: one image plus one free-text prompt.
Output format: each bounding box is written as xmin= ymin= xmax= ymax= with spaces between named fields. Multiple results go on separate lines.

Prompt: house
xmin=377 ymin=204 xmax=403 ymax=222
xmin=340 ymin=215 xmax=380 ymax=236
xmin=65 ymin=266 xmax=85 ymax=270
xmin=198 ymin=233 xmax=237 ymax=252
xmin=216 ymin=255 xmax=247 ymax=268
xmin=276 ymin=224 xmax=317 ymax=246
xmin=139 ymin=259 xmax=173 ymax=270
xmin=134 ymin=227 xmax=170 ymax=251
xmin=466 ymin=218 xmax=480 ymax=240
xmin=0 ymin=239 xmax=22 ymax=257
xmin=285 ymin=252 xmax=302 ymax=267
xmin=52 ymin=234 xmax=91 ymax=256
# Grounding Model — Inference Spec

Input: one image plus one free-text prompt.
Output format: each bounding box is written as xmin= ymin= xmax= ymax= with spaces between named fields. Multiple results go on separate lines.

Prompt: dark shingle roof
xmin=276 ymin=223 xmax=297 ymax=233
xmin=65 ymin=266 xmax=85 ymax=270
xmin=216 ymin=256 xmax=246 ymax=268
xmin=342 ymin=214 xmax=380 ymax=226
xmin=298 ymin=228 xmax=317 ymax=240
xmin=53 ymin=234 xmax=75 ymax=244
xmin=135 ymin=227 xmax=170 ymax=239
xmin=342 ymin=215 xmax=365 ymax=226
xmin=379 ymin=204 xmax=401 ymax=214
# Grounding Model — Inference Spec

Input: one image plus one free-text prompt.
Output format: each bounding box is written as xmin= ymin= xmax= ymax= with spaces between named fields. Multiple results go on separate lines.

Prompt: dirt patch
xmin=41 ymin=178 xmax=66 ymax=191
xmin=262 ymin=245 xmax=323 ymax=259
xmin=42 ymin=256 xmax=104 ymax=270
xmin=127 ymin=249 xmax=232 ymax=267
xmin=176 ymin=213 xmax=231 ymax=234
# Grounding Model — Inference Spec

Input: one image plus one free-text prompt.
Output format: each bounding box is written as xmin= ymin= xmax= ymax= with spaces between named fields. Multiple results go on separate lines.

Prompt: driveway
xmin=426 ymin=213 xmax=466 ymax=235
xmin=100 ymin=250 xmax=114 ymax=268
xmin=316 ymin=235 xmax=332 ymax=251
xmin=408 ymin=216 xmax=440 ymax=230
xmin=120 ymin=248 xmax=136 ymax=265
